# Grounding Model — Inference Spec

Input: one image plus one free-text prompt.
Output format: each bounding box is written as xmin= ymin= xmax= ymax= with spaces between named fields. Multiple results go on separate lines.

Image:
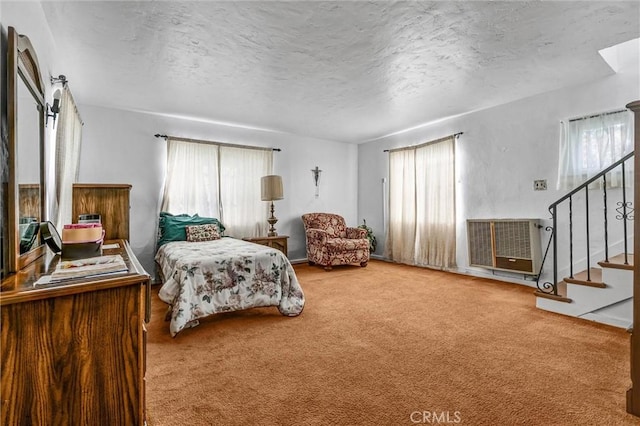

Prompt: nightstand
xmin=243 ymin=235 xmax=289 ymax=257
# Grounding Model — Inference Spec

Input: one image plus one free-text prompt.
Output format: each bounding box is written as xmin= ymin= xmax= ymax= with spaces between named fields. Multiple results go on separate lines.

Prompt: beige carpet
xmin=146 ymin=260 xmax=640 ymax=425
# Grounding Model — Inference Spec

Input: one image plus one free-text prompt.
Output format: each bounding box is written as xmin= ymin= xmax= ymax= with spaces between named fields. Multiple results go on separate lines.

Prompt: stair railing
xmin=536 ymin=151 xmax=635 ymax=296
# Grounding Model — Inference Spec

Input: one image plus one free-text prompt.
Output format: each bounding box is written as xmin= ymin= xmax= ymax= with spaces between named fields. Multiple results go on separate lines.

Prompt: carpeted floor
xmin=145 ymin=260 xmax=640 ymax=425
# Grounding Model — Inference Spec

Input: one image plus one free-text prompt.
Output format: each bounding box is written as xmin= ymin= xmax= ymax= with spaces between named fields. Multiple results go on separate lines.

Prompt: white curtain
xmin=160 ymin=139 xmax=220 ymax=217
xmin=557 ymin=110 xmax=633 ymax=190
xmin=160 ymin=139 xmax=272 ymax=237
xmin=386 ymin=149 xmax=417 ymax=264
xmin=219 ymin=146 xmax=272 ymax=237
xmin=53 ymin=86 xmax=83 ymax=231
xmin=385 ymin=136 xmax=456 ymax=268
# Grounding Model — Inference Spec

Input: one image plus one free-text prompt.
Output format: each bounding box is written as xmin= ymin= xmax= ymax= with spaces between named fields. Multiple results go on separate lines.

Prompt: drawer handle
xmin=508 ymin=258 xmax=516 ymax=262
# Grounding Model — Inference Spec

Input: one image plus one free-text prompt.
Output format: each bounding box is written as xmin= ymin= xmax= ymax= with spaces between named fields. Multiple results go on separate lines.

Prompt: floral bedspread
xmin=155 ymin=238 xmax=305 ymax=336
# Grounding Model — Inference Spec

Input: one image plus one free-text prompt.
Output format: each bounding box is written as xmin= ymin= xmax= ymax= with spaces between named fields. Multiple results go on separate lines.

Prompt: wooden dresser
xmin=72 ymin=184 xmax=131 ymax=240
xmin=243 ymin=235 xmax=289 ymax=257
xmin=0 ymin=240 xmax=150 ymax=425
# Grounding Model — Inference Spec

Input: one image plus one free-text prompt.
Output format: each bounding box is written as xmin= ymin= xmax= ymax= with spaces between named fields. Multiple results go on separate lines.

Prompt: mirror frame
xmin=7 ymin=26 xmax=46 ymax=273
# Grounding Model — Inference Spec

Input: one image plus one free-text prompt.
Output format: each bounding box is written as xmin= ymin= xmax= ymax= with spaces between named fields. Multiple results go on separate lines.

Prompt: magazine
xmin=50 ymin=254 xmax=128 ymax=282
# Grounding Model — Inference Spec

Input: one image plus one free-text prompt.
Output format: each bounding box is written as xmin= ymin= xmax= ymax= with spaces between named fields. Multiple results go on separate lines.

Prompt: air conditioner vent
xmin=468 ymin=221 xmax=493 ymax=267
xmin=467 ymin=219 xmax=541 ymax=275
xmin=494 ymin=221 xmax=532 ymax=259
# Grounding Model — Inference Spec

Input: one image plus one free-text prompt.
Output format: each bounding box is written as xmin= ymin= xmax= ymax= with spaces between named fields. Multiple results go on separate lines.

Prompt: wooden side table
xmin=243 ymin=235 xmax=289 ymax=257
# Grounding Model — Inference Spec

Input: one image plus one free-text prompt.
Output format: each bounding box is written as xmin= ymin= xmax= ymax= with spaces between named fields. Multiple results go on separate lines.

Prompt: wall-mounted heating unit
xmin=467 ymin=219 xmax=542 ymax=276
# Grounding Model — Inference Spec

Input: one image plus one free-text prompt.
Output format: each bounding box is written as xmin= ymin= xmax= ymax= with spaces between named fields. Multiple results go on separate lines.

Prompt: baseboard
xmin=450 ymin=267 xmax=538 ymax=288
xmin=578 ymin=312 xmax=632 ymax=329
xmin=367 ymin=255 xmax=538 ymax=288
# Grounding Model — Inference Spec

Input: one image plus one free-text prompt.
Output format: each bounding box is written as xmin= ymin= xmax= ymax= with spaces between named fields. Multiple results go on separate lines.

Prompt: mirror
xmin=4 ymin=26 xmax=46 ymax=275
xmin=17 ymin=73 xmax=41 ymax=254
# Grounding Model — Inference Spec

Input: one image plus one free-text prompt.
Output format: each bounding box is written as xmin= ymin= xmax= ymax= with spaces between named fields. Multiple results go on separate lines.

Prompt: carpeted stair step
xmin=598 ymin=253 xmax=634 ymax=271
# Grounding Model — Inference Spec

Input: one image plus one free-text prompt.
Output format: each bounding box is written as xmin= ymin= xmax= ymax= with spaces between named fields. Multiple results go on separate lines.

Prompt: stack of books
xmin=50 ymin=254 xmax=128 ymax=282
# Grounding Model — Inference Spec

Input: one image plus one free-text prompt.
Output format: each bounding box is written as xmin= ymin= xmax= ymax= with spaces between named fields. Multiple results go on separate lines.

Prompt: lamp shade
xmin=261 ymin=175 xmax=284 ymax=201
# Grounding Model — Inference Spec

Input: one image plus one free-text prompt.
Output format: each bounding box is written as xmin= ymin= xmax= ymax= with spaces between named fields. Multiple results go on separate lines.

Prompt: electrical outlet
xmin=534 ymin=179 xmax=547 ymax=191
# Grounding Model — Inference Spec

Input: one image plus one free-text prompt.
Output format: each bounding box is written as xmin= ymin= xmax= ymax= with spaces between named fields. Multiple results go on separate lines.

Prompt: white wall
xmin=77 ymin=105 xmax=358 ymax=276
xmin=358 ymin=64 xmax=640 ymax=286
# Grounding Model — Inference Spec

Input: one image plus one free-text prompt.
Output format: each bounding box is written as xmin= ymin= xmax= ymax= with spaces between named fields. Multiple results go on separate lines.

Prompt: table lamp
xmin=261 ymin=175 xmax=284 ymax=236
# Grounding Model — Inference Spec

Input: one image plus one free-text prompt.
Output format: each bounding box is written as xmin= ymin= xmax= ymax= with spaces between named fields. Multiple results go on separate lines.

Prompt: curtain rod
xmin=154 ymin=134 xmax=281 ymax=152
xmin=567 ymin=109 xmax=627 ymax=123
xmin=48 ymin=74 xmax=84 ymax=125
xmin=383 ymin=132 xmax=463 ymax=153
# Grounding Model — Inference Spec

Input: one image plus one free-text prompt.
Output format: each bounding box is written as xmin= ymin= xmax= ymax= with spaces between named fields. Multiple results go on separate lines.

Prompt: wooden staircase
xmin=531 ymin=141 xmax=635 ymax=329
xmin=536 ymin=253 xmax=633 ymax=328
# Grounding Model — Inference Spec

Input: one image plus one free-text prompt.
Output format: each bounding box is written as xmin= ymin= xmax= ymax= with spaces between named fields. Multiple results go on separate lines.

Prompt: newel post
xmin=627 ymin=100 xmax=640 ymax=417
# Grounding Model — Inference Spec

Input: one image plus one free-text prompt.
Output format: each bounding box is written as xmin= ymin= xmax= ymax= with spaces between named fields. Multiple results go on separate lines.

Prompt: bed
xmin=155 ymin=237 xmax=305 ymax=336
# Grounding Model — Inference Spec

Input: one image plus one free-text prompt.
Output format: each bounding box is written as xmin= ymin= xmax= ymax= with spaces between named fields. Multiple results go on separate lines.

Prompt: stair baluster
xmin=586 ymin=188 xmax=591 ymax=281
xmin=603 ymin=174 xmax=609 ymax=263
xmin=569 ymin=196 xmax=574 ymax=278
xmin=622 ymin=162 xmax=630 ymax=265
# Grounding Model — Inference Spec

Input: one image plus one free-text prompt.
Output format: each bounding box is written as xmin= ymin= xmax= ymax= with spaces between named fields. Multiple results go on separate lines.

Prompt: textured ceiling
xmin=40 ymin=1 xmax=640 ymax=143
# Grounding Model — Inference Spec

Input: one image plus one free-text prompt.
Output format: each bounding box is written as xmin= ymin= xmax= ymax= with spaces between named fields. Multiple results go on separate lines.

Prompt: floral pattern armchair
xmin=301 ymin=213 xmax=370 ymax=270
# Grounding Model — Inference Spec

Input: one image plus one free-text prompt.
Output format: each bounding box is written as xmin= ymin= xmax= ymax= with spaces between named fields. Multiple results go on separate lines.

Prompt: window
xmin=385 ymin=135 xmax=456 ymax=269
xmin=160 ymin=138 xmax=273 ymax=237
xmin=557 ymin=110 xmax=633 ymax=190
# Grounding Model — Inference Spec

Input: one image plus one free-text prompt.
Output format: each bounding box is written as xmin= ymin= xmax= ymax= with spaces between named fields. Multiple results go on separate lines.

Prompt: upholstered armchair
xmin=301 ymin=213 xmax=370 ymax=271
